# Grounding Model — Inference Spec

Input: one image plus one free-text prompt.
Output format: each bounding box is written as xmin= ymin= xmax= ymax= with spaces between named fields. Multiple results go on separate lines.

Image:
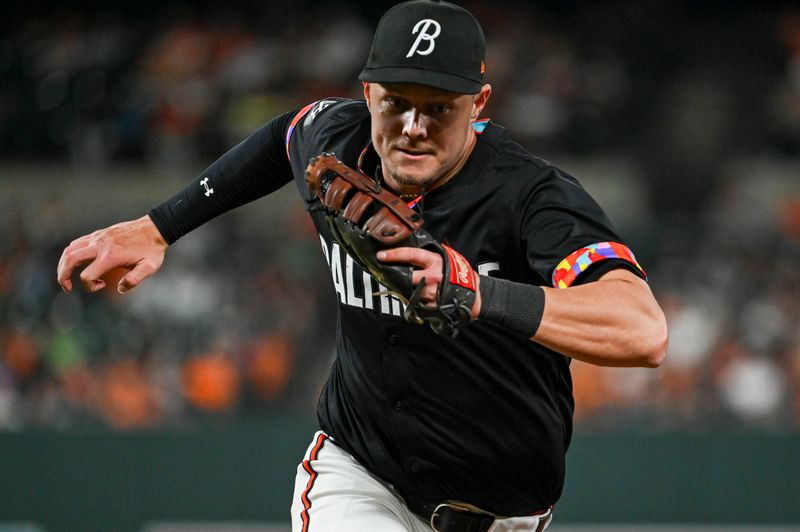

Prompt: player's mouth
xmin=394 ymin=147 xmax=434 ymax=161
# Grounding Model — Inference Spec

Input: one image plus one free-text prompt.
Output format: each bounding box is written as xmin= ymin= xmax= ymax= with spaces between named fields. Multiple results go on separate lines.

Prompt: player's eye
xmin=385 ymin=96 xmax=405 ymax=110
xmin=431 ymin=103 xmax=450 ymax=114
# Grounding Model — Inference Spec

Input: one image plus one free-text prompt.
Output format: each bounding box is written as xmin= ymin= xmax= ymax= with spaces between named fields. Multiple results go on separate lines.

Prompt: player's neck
xmin=382 ymin=131 xmax=476 ymax=200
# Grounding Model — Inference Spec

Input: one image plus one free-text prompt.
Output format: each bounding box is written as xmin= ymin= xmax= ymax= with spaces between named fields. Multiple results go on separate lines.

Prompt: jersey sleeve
xmin=518 ymin=165 xmax=647 ymax=288
xmin=283 ymin=98 xmax=368 ymax=197
xmin=149 ymin=109 xmax=297 ymax=244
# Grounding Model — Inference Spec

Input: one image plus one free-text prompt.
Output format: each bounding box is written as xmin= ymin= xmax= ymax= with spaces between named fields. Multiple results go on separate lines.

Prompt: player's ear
xmin=471 ymin=84 xmax=492 ymax=119
xmin=363 ymin=82 xmax=371 ymax=109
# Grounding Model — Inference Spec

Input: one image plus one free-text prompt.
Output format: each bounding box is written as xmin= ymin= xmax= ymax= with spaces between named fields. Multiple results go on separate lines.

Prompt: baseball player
xmin=57 ymin=1 xmax=667 ymax=531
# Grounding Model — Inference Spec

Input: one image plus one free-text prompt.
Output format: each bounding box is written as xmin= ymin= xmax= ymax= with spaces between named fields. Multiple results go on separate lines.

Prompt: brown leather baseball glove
xmin=305 ymin=153 xmax=477 ymax=337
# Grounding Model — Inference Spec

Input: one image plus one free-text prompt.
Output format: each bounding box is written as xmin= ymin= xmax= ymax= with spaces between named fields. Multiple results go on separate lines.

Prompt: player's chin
xmin=389 ymin=160 xmax=442 ymax=187
xmin=395 ymin=170 xmax=440 ymax=189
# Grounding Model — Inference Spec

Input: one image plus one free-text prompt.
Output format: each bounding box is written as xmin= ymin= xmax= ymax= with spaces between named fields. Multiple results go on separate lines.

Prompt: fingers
xmin=411 ymin=275 xmax=438 ymax=304
xmin=380 ymin=248 xmax=442 ymax=278
xmin=78 ymin=254 xmax=118 ymax=292
xmin=57 ymin=216 xmax=169 ymax=295
xmin=57 ymin=242 xmax=98 ymax=292
xmin=377 ymin=247 xmax=437 ymax=267
xmin=118 ymin=258 xmax=161 ymax=294
xmin=379 ymin=247 xmax=443 ymax=304
xmin=411 ymin=269 xmax=439 ymax=286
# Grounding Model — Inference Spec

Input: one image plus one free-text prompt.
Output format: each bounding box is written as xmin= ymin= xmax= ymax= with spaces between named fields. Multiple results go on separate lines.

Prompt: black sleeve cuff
xmin=478 ymin=276 xmax=545 ymax=338
xmin=147 ymin=208 xmax=179 ymax=246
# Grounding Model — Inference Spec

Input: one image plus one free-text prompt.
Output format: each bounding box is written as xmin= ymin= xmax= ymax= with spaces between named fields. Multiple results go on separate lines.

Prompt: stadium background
xmin=1 ymin=0 xmax=799 ymax=530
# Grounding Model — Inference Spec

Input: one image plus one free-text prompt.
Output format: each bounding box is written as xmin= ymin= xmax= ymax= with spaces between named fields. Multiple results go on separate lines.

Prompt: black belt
xmin=429 ymin=503 xmax=551 ymax=532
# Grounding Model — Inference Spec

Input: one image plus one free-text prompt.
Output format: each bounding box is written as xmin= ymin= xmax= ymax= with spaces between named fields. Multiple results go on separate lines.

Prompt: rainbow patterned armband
xmin=551 ymin=242 xmax=646 ymax=289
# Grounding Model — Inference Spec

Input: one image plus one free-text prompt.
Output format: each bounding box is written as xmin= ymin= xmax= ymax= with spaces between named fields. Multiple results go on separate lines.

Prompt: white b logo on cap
xmin=406 ymin=19 xmax=441 ymax=58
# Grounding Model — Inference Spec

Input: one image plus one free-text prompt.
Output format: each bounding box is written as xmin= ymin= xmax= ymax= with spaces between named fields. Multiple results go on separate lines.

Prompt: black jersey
xmin=283 ymin=99 xmax=646 ymax=517
xmin=150 ymin=96 xmax=646 ymax=518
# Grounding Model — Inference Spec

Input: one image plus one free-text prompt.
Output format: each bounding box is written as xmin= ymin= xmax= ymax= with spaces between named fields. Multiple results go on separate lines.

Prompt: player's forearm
xmin=149 ymin=113 xmax=295 ymax=244
xmin=534 ymin=272 xmax=667 ymax=367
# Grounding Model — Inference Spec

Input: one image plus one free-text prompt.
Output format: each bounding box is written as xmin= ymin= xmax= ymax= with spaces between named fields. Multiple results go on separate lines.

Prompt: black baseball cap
xmin=359 ymin=0 xmax=486 ymax=94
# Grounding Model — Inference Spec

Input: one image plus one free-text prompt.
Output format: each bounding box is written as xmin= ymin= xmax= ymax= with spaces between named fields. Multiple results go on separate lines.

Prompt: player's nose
xmin=401 ymin=109 xmax=427 ymax=140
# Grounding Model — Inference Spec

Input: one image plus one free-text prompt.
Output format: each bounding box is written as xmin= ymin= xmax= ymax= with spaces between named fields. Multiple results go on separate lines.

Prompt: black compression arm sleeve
xmin=148 ymin=109 xmax=298 ymax=244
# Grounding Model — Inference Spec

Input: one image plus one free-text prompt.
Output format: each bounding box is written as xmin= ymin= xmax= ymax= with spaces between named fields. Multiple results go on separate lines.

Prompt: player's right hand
xmin=57 ymin=215 xmax=169 ymax=294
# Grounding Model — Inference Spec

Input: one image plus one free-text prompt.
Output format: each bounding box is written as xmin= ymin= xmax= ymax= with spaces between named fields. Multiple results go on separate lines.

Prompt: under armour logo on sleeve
xmin=200 ymin=177 xmax=214 ymax=197
xmin=406 ymin=19 xmax=441 ymax=58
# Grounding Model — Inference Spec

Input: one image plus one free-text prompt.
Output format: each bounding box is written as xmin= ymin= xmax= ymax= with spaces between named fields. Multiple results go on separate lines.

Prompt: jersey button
xmin=388 ymin=332 xmax=400 ymax=345
xmin=409 ymin=460 xmax=422 ymax=474
xmin=393 ymin=400 xmax=403 ymax=412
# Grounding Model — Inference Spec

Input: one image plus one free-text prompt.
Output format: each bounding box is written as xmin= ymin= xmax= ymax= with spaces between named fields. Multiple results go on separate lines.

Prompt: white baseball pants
xmin=290 ymin=431 xmax=553 ymax=532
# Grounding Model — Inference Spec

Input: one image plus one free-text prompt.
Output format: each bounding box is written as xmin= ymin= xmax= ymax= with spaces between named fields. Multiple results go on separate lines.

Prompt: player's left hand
xmin=378 ymin=247 xmax=481 ymax=319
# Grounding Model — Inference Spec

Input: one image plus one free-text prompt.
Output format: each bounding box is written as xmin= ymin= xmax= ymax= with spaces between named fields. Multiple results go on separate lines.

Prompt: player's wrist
xmin=477 ymin=276 xmax=545 ymax=338
xmin=470 ymin=275 xmax=481 ymax=319
xmin=141 ymin=215 xmax=170 ymax=248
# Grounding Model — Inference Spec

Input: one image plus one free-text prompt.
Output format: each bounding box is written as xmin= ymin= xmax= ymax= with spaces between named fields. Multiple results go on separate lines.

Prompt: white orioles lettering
xmin=319 ymin=235 xmax=405 ymax=317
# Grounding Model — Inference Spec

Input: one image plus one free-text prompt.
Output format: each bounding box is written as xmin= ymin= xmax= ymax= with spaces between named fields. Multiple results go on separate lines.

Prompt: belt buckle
xmin=430 ymin=502 xmax=458 ymax=531
xmin=430 ymin=502 xmax=494 ymax=532
xmin=431 ymin=503 xmax=552 ymax=532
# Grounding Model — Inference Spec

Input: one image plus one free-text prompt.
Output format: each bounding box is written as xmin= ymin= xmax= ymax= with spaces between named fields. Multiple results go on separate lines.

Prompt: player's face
xmin=365 ymin=82 xmax=491 ymax=191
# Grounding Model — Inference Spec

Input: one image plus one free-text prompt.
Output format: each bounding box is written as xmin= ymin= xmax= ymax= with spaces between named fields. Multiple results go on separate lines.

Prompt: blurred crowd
xmin=2 ymin=1 xmax=800 ymax=432
xmin=573 ymin=160 xmax=800 ymax=431
xmin=0 ymin=195 xmax=337 ymax=429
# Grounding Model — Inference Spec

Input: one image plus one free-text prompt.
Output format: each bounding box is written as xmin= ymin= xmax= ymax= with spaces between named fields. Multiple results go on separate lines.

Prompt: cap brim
xmin=359 ymin=67 xmax=483 ymax=94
